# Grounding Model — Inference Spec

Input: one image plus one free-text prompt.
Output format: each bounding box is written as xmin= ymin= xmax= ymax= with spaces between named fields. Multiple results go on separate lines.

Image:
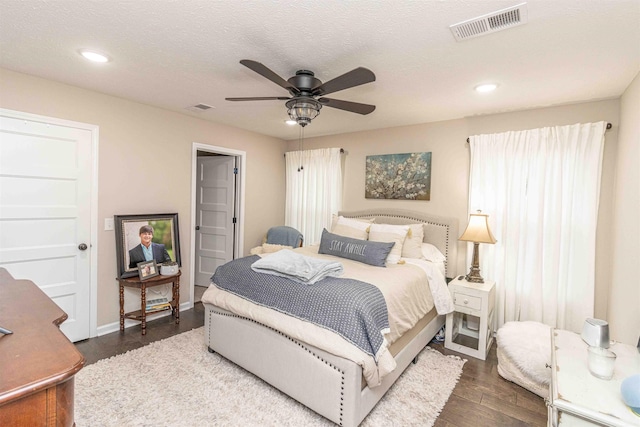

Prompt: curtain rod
xmin=285 ymin=148 xmax=344 ymax=157
xmin=466 ymin=122 xmax=612 ymax=143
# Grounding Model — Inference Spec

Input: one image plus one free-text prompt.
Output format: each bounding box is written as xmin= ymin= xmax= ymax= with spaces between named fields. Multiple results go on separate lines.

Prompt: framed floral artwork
xmin=365 ymin=152 xmax=431 ymax=200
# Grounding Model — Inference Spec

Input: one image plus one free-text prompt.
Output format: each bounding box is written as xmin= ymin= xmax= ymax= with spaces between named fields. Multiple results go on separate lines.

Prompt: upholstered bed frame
xmin=203 ymin=209 xmax=458 ymax=426
xmin=337 ymin=209 xmax=458 ymax=279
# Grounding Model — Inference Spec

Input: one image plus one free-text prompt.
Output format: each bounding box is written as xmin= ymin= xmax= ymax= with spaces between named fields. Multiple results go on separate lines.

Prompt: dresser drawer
xmin=453 ymin=292 xmax=482 ymax=311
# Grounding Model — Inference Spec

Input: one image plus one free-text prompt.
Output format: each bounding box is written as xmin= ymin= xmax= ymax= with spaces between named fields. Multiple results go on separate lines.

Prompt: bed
xmin=202 ymin=209 xmax=458 ymax=426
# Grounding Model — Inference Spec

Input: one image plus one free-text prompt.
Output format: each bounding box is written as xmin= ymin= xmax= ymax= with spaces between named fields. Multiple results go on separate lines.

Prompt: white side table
xmin=445 ymin=277 xmax=496 ymax=360
xmin=548 ymin=329 xmax=640 ymax=427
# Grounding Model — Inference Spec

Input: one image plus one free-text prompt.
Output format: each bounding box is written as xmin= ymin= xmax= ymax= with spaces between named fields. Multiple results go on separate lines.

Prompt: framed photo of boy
xmin=114 ymin=213 xmax=181 ymax=279
xmin=137 ymin=260 xmax=159 ymax=280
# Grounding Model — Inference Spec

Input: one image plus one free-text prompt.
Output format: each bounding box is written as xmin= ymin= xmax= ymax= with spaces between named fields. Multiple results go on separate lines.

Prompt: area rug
xmin=75 ymin=327 xmax=465 ymax=426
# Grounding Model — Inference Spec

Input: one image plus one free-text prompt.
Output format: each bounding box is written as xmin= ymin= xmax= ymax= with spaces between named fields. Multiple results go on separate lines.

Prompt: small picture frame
xmin=137 ymin=260 xmax=159 ymax=280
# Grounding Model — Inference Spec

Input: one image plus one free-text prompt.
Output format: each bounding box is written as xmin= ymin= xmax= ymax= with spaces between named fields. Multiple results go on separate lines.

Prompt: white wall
xmin=608 ymin=73 xmax=640 ymax=346
xmin=0 ymin=68 xmax=287 ymax=329
xmin=290 ymin=99 xmax=623 ymax=329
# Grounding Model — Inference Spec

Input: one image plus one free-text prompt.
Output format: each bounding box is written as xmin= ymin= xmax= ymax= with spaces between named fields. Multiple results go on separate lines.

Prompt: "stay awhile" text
xmin=329 ymin=239 xmax=367 ymax=256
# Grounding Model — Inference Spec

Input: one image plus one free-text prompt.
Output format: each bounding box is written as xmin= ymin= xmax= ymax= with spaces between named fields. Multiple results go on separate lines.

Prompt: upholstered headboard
xmin=338 ymin=209 xmax=459 ymax=279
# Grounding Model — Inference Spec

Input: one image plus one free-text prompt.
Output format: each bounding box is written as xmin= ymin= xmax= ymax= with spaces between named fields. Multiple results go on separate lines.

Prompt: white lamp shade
xmin=459 ymin=213 xmax=497 ymax=244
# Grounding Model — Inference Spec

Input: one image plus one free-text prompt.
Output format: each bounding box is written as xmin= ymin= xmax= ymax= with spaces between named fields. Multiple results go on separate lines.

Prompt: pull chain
xmin=297 ymin=125 xmax=304 ymax=172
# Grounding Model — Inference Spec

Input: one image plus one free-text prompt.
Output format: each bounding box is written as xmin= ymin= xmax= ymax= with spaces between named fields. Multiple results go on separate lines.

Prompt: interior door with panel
xmin=194 ymin=155 xmax=236 ymax=286
xmin=0 ymin=111 xmax=94 ymax=342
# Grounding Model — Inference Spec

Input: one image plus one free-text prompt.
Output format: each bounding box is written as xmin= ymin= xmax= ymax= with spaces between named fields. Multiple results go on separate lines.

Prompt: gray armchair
xmin=250 ymin=226 xmax=303 ymax=255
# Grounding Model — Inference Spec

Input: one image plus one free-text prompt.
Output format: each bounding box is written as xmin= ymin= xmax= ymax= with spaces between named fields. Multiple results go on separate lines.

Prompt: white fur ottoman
xmin=496 ymin=321 xmax=551 ymax=398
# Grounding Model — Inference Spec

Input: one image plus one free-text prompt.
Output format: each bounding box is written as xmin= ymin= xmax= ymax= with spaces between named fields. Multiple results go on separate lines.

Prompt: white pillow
xmin=421 ymin=243 xmax=446 ymax=263
xmin=331 ymin=216 xmax=373 ymax=240
xmin=330 ymin=215 xmax=374 ymax=229
xmin=369 ymin=223 xmax=410 ymax=264
xmin=401 ymin=224 xmax=424 ymax=259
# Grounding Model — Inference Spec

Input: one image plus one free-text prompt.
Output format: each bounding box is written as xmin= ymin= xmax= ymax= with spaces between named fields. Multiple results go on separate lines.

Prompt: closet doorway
xmin=190 ymin=143 xmax=245 ymax=304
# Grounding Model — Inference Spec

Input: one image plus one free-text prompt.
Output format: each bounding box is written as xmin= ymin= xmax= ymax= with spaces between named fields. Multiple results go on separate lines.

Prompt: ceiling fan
xmin=226 ymin=60 xmax=376 ymax=127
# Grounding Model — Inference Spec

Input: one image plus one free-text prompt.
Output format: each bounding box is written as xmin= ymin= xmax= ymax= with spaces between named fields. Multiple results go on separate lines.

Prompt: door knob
xmin=78 ymin=243 xmax=88 ymax=250
xmin=195 ymin=225 xmax=200 ymax=230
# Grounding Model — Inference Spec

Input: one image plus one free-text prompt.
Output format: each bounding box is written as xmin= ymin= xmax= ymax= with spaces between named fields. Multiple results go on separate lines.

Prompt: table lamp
xmin=459 ymin=211 xmax=496 ymax=283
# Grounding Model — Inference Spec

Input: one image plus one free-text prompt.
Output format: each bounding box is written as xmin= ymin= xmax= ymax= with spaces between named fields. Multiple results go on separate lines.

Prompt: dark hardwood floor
xmin=431 ymin=341 xmax=548 ymax=427
xmin=75 ymin=305 xmax=547 ymax=426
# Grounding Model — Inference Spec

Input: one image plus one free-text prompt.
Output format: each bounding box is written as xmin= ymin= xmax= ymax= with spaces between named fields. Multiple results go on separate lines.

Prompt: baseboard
xmin=96 ymin=301 xmax=192 ymax=336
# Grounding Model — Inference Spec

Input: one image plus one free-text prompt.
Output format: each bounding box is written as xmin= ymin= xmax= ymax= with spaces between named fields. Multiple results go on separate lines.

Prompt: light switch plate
xmin=104 ymin=218 xmax=114 ymax=231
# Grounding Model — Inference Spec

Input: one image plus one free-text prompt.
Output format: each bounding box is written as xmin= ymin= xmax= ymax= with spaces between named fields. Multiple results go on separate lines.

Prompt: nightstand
xmin=445 ymin=277 xmax=496 ymax=360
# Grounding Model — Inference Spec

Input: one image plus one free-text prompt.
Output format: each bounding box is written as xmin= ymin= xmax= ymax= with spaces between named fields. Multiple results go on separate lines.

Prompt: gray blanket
xmin=266 ymin=226 xmax=303 ymax=247
xmin=211 ymin=255 xmax=390 ymax=360
xmin=251 ymin=249 xmax=343 ymax=285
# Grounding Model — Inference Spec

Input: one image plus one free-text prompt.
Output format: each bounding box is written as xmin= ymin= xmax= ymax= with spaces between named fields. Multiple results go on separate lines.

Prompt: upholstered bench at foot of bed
xmin=496 ymin=321 xmax=551 ymax=398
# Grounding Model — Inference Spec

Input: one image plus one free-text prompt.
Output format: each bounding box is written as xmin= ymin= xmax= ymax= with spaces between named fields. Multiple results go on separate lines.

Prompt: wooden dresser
xmin=0 ymin=268 xmax=85 ymax=426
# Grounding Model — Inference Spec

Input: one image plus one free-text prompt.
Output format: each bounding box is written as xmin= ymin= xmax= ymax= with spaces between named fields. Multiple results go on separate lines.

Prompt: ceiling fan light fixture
xmin=286 ymin=98 xmax=322 ymax=127
xmin=227 ymin=60 xmax=376 ymax=125
xmin=285 ymin=119 xmax=297 ymax=125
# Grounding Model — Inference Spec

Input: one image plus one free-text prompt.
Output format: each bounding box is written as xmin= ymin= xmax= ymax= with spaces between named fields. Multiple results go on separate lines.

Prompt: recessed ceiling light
xmin=80 ymin=50 xmax=110 ymax=63
xmin=475 ymin=83 xmax=498 ymax=93
xmin=285 ymin=120 xmax=297 ymax=126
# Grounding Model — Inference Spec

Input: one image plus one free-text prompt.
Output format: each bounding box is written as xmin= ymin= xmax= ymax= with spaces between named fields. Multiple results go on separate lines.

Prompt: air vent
xmin=185 ymin=103 xmax=214 ymax=112
xmin=450 ymin=2 xmax=528 ymax=42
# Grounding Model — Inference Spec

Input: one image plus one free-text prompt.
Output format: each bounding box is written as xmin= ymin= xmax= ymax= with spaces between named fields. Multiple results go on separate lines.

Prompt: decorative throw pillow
xmin=331 ymin=216 xmax=373 ymax=240
xmin=421 ymin=243 xmax=446 ymax=263
xmin=249 ymin=246 xmax=263 ymax=255
xmin=318 ymin=229 xmax=394 ymax=267
xmin=249 ymin=243 xmax=295 ymax=255
xmin=401 ymin=224 xmax=425 ymax=259
xmin=368 ymin=223 xmax=410 ymax=264
xmin=262 ymin=243 xmax=294 ymax=253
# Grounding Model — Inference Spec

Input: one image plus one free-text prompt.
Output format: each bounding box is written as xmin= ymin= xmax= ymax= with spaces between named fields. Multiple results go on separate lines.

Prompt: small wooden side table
xmin=119 ymin=270 xmax=181 ymax=335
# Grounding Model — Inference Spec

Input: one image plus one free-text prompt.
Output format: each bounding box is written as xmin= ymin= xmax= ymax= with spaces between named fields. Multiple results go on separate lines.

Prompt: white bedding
xmin=427 ymin=259 xmax=446 ymax=278
xmin=201 ymin=245 xmax=453 ymax=387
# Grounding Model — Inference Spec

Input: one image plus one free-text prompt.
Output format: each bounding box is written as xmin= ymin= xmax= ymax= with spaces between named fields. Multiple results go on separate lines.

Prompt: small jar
xmin=587 ymin=346 xmax=616 ymax=380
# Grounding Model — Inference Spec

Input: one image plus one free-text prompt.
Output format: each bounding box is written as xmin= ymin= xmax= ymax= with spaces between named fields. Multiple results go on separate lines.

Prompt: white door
xmin=194 ymin=156 xmax=236 ymax=286
xmin=0 ymin=111 xmax=95 ymax=342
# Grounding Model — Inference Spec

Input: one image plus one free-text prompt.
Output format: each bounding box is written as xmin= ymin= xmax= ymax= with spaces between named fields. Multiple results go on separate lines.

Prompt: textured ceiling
xmin=1 ymin=0 xmax=638 ymax=140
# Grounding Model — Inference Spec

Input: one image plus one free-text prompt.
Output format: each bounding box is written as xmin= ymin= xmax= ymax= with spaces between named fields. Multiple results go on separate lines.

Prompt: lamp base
xmin=465 ymin=270 xmax=485 ymax=283
xmin=465 ymin=242 xmax=485 ymax=283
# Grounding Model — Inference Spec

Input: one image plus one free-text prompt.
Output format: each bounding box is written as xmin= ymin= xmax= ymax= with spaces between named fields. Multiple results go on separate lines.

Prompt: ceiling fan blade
xmin=239 ymin=60 xmax=299 ymax=95
xmin=318 ymin=98 xmax=376 ymax=115
xmin=226 ymin=96 xmax=290 ymax=101
xmin=312 ymin=67 xmax=376 ymax=96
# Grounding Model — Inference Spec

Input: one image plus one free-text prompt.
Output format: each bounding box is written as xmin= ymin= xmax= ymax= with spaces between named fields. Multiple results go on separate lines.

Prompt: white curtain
xmin=468 ymin=122 xmax=606 ymax=333
xmin=285 ymin=148 xmax=343 ymax=246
